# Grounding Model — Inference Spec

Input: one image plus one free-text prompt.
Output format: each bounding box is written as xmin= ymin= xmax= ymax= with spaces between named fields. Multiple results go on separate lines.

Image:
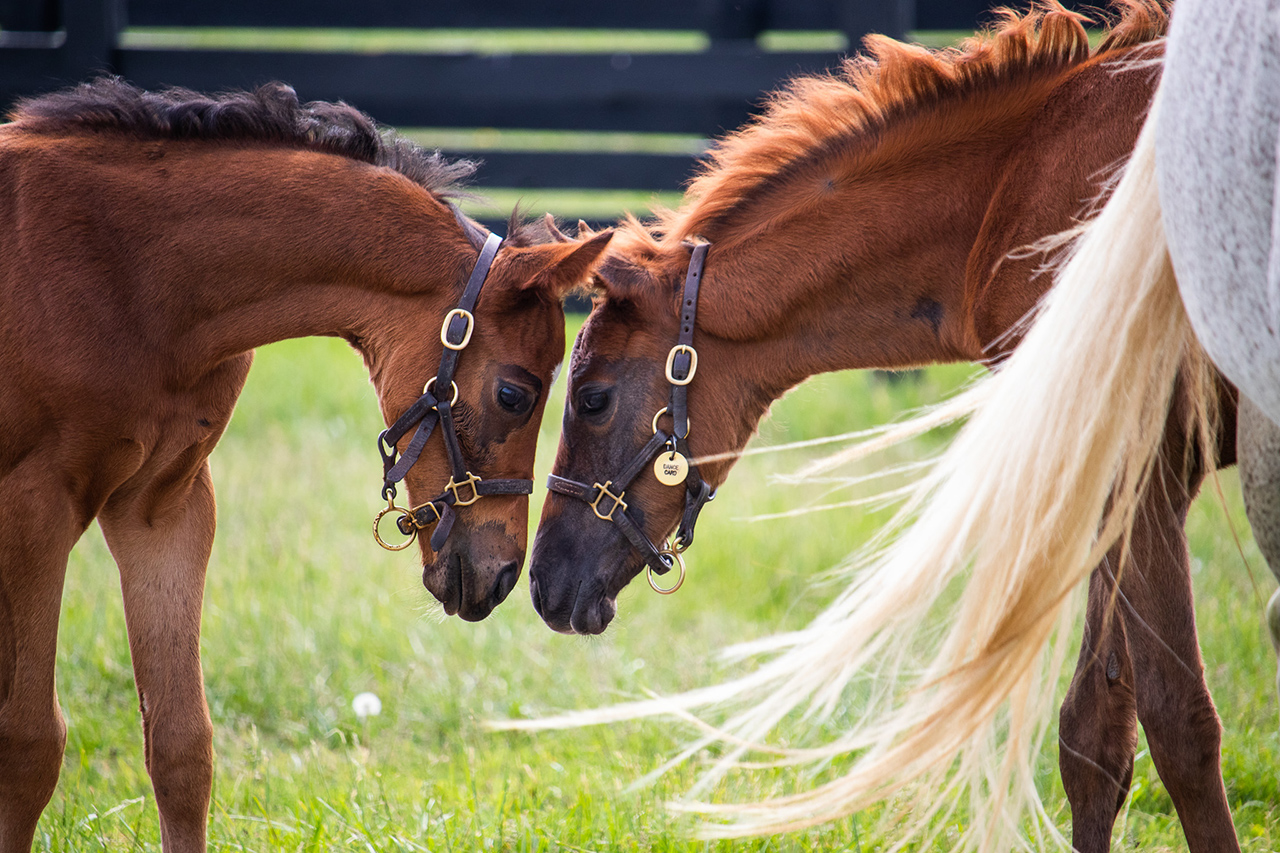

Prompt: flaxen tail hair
xmin=493 ymin=89 xmax=1218 ymax=849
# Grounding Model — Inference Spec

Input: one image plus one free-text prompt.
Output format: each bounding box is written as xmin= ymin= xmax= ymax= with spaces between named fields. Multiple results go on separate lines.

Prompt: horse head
xmin=528 ymin=238 xmax=763 ymax=633
xmin=371 ymin=216 xmax=613 ymax=621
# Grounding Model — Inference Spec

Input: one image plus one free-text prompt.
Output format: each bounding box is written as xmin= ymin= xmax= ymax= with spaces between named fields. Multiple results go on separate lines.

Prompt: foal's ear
xmin=543 ymin=213 xmax=573 ymax=244
xmin=515 ymin=229 xmax=615 ymax=298
xmin=592 ymin=253 xmax=652 ymax=301
xmin=451 ymin=205 xmax=490 ymax=251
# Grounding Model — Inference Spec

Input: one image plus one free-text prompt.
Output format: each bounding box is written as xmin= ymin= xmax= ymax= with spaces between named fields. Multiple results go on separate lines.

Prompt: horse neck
xmin=53 ymin=137 xmax=469 ymax=371
xmin=692 ymin=142 xmax=1002 ymax=401
xmin=688 ymin=69 xmax=1129 ymax=401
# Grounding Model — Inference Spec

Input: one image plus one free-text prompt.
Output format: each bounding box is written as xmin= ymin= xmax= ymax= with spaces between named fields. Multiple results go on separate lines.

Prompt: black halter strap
xmin=546 ymin=243 xmax=716 ymax=589
xmin=374 ymin=232 xmax=534 ymax=552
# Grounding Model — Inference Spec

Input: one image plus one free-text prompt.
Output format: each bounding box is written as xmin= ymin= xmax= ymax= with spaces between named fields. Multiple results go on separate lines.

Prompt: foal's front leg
xmin=99 ymin=461 xmax=218 ymax=853
xmin=0 ymin=463 xmax=82 ymax=853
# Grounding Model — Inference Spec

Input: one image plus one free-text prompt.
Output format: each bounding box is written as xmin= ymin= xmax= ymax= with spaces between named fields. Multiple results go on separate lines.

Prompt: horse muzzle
xmin=423 ymin=538 xmax=522 ymax=622
xmin=527 ymin=518 xmax=639 ymax=634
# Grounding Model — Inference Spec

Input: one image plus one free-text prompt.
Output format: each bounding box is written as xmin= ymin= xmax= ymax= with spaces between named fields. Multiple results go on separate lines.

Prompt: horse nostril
xmin=491 ymin=561 xmax=520 ymax=606
xmin=529 ymin=576 xmax=545 ymax=617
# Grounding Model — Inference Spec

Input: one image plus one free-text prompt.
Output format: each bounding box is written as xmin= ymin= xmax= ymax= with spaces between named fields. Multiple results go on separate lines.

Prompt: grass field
xmin=34 ymin=318 xmax=1279 ymax=852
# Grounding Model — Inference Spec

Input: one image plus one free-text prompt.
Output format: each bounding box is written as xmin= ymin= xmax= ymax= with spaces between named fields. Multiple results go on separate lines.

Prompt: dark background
xmin=0 ymin=0 xmax=1098 ymax=234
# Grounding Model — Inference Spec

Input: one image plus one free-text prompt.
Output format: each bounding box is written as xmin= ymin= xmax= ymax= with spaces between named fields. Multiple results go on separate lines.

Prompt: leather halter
xmin=546 ymin=243 xmax=716 ymax=593
xmin=373 ymin=232 xmax=533 ymax=552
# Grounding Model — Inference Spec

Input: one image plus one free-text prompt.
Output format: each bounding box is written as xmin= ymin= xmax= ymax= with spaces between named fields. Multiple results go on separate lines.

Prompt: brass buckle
xmin=424 ymin=377 xmax=460 ymax=405
xmin=664 ymin=344 xmax=698 ymax=385
xmin=590 ymin=481 xmax=627 ymax=521
xmin=648 ymin=544 xmax=686 ymax=594
xmin=447 ymin=472 xmax=483 ymax=506
xmin=440 ymin=308 xmax=475 ymax=351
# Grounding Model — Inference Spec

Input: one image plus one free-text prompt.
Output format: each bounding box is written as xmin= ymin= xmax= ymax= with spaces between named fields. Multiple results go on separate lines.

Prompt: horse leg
xmin=1122 ymin=481 xmax=1239 ymax=853
xmin=1237 ymin=393 xmax=1280 ymax=711
xmin=1058 ymin=557 xmax=1137 ymax=853
xmin=0 ymin=467 xmax=81 ymax=853
xmin=98 ymin=461 xmax=218 ymax=853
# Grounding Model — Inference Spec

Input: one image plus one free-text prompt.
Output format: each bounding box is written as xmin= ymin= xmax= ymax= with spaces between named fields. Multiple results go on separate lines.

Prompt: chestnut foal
xmin=532 ymin=4 xmax=1241 ymax=851
xmin=0 ymin=79 xmax=610 ymax=852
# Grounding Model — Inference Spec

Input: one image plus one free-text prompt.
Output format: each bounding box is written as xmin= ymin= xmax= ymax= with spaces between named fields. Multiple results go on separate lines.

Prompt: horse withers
xmin=0 ymin=79 xmax=610 ymax=852
xmin=526 ymin=3 xmax=1244 ymax=851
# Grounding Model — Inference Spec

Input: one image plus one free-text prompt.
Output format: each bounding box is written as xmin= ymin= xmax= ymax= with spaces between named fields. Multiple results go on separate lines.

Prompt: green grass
xmin=401 ymin=128 xmax=708 ymax=157
xmin=119 ymin=28 xmax=711 ymax=55
xmin=115 ymin=27 xmax=1018 ymax=56
xmin=459 ymin=190 xmax=684 ymax=224
xmin=38 ymin=327 xmax=1279 ymax=851
xmin=118 ymin=28 xmax=868 ymax=56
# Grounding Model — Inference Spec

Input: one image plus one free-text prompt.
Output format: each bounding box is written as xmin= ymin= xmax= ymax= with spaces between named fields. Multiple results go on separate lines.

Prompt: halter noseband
xmin=546 ymin=242 xmax=716 ymax=594
xmin=372 ymin=232 xmax=534 ymax=552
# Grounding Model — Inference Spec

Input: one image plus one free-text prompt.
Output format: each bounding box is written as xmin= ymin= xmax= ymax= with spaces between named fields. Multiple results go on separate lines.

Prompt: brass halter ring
xmin=647 ymin=543 xmax=686 ymax=594
xmin=424 ymin=377 xmax=460 ymax=405
xmin=373 ymin=502 xmax=417 ymax=551
xmin=651 ymin=406 xmax=692 ymax=436
xmin=373 ymin=497 xmax=445 ymax=551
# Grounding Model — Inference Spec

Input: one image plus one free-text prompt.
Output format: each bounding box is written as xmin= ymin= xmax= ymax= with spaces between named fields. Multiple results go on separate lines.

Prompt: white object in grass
xmin=352 ymin=692 xmax=382 ymax=719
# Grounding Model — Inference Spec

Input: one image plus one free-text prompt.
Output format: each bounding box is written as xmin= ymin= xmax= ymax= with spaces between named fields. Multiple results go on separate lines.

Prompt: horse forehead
xmin=485 ymin=301 xmax=561 ymax=360
xmin=570 ymin=317 xmax=658 ymax=381
xmin=582 ymin=298 xmax=668 ymax=351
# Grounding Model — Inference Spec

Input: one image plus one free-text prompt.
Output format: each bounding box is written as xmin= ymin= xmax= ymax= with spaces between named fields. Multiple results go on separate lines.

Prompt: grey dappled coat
xmin=1157 ymin=0 xmax=1280 ymax=426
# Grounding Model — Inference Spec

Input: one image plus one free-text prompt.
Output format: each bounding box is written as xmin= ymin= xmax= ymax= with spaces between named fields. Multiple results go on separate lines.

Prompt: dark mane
xmin=615 ymin=0 xmax=1168 ymax=255
xmin=9 ymin=77 xmax=477 ymax=198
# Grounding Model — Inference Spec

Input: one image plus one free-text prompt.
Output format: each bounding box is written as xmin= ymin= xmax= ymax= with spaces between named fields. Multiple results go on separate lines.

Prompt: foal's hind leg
xmin=1237 ymin=394 xmax=1280 ymax=713
xmin=1123 ymin=482 xmax=1239 ymax=853
xmin=0 ymin=467 xmax=82 ymax=853
xmin=1058 ymin=557 xmax=1137 ymax=853
xmin=99 ymin=461 xmax=219 ymax=853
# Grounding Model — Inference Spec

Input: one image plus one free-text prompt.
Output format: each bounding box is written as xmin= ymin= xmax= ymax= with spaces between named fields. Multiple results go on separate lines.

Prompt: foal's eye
xmin=578 ymin=389 xmax=610 ymax=416
xmin=497 ymin=384 xmax=530 ymax=414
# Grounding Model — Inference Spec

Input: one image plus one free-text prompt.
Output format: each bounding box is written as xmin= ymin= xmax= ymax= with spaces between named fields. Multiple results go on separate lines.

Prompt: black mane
xmin=10 ymin=77 xmax=476 ymax=198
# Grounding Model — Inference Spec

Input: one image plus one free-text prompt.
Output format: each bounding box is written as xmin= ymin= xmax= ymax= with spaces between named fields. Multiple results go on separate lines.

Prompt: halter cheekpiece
xmin=546 ymin=242 xmax=717 ymax=594
xmin=372 ymin=232 xmax=533 ymax=552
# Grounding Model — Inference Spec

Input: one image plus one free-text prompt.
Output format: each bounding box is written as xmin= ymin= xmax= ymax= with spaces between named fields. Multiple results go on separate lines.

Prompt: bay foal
xmin=530 ymin=3 xmax=1240 ymax=849
xmin=0 ymin=80 xmax=610 ymax=852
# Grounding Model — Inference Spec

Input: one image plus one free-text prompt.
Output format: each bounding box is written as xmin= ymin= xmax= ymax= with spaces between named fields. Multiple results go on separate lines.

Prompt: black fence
xmin=1 ymin=0 xmax=1092 ymax=225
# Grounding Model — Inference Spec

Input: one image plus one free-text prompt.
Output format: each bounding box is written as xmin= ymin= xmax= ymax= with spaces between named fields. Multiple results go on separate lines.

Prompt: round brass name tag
xmin=654 ymin=451 xmax=689 ymax=486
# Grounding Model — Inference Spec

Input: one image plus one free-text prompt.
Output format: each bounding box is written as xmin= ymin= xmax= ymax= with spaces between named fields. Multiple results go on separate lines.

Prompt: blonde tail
xmin=494 ymin=92 xmax=1215 ymax=848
